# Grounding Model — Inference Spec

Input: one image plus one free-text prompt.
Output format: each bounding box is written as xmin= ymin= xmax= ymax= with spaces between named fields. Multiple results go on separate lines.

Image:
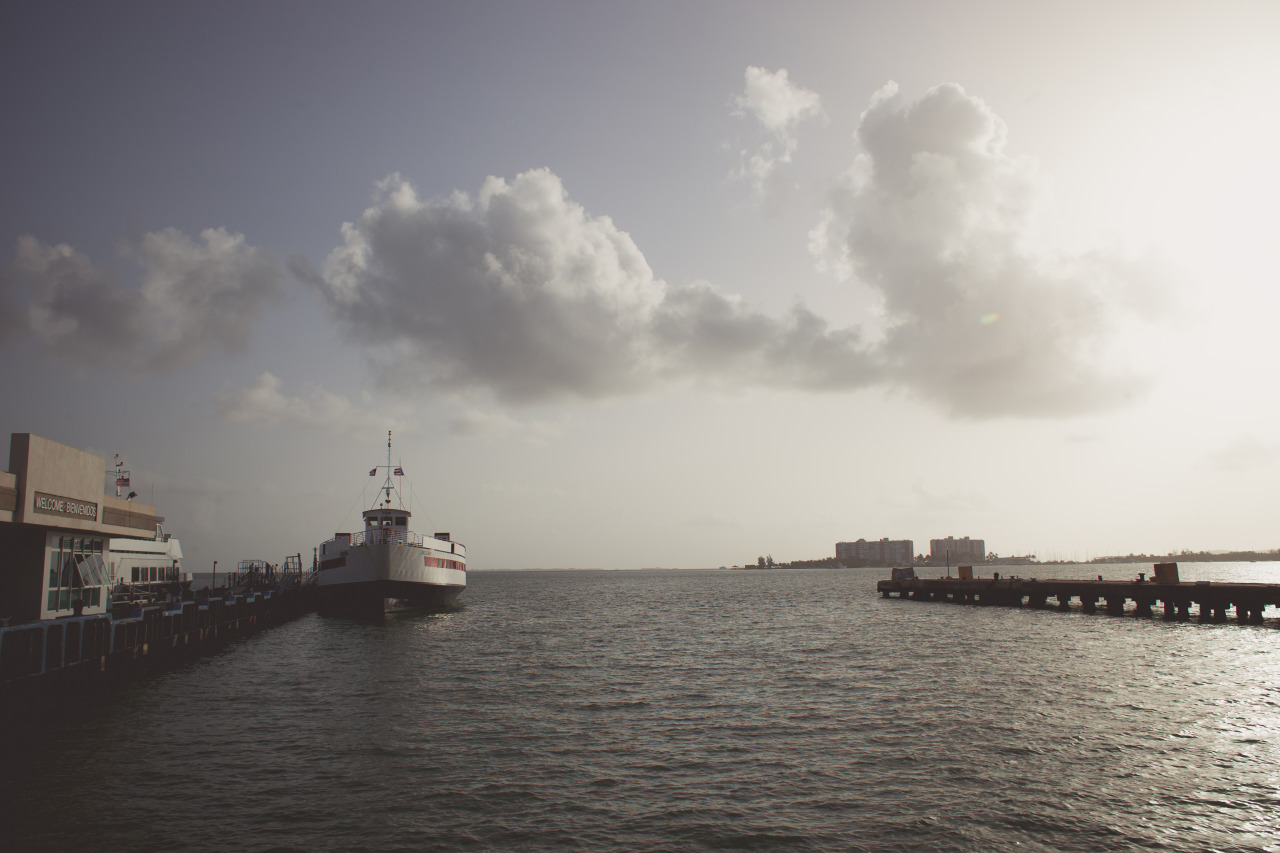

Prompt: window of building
xmin=46 ymin=535 xmax=106 ymax=612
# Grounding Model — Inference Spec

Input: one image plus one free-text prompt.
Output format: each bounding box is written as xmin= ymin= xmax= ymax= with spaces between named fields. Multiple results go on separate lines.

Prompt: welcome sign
xmin=32 ymin=490 xmax=98 ymax=522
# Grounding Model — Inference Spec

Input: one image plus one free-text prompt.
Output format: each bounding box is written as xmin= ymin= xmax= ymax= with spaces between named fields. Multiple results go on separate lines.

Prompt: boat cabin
xmin=363 ymin=508 xmax=410 ymax=533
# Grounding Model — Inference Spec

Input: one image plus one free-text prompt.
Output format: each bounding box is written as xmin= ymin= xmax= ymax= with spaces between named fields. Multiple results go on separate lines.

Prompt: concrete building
xmin=835 ymin=538 xmax=914 ymax=566
xmin=0 ymin=433 xmax=176 ymax=625
xmin=929 ymin=536 xmax=987 ymax=562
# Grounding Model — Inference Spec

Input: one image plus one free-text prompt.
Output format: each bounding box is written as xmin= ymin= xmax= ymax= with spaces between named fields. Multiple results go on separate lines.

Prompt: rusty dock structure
xmin=877 ymin=563 xmax=1280 ymax=625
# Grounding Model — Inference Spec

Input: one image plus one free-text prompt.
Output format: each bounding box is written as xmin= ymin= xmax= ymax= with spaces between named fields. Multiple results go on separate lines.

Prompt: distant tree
xmin=766 ymin=554 xmax=775 ymax=567
xmin=757 ymin=556 xmax=766 ymax=567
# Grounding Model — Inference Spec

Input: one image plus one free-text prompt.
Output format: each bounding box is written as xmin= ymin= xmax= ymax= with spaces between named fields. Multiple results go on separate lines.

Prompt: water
xmin=4 ymin=563 xmax=1280 ymax=851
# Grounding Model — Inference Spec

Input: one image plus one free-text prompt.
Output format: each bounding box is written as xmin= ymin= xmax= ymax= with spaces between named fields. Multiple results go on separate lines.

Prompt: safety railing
xmin=351 ymin=529 xmax=425 ymax=547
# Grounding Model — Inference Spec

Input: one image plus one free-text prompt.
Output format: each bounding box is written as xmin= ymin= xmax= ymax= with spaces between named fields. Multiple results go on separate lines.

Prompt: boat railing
xmin=351 ymin=529 xmax=425 ymax=547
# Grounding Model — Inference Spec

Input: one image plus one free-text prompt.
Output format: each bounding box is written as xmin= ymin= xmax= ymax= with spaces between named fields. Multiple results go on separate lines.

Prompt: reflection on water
xmin=3 ymin=563 xmax=1280 ymax=851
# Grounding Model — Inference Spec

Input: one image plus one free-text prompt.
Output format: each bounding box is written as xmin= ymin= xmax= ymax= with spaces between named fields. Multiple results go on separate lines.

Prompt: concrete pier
xmin=876 ymin=564 xmax=1280 ymax=626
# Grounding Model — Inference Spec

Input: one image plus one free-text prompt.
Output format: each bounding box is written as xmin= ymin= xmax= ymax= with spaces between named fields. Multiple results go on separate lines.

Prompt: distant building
xmin=836 ymin=538 xmax=914 ymax=566
xmin=930 ymin=536 xmax=986 ymax=562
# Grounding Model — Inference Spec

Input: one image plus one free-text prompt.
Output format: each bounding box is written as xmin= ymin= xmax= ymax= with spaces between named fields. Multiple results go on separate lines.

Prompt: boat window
xmin=395 ymin=517 xmax=407 ymax=527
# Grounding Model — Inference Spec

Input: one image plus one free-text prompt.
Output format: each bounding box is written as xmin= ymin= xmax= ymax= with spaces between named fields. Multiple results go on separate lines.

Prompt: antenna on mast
xmin=111 ymin=454 xmax=131 ymax=498
xmin=384 ymin=430 xmax=393 ymax=507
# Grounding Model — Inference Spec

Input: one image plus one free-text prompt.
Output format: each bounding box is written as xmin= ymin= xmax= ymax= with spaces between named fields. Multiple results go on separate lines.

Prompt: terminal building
xmin=0 ymin=433 xmax=182 ymax=625
xmin=835 ymin=538 xmax=915 ymax=566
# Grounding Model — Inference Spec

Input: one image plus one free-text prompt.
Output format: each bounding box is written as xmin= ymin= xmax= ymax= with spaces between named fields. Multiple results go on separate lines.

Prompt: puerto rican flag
xmin=369 ymin=468 xmax=377 ymax=476
xmin=393 ymin=467 xmax=405 ymax=476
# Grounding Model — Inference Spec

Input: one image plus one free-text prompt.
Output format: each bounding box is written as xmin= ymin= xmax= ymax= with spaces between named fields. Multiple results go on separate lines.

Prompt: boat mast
xmin=111 ymin=454 xmax=131 ymax=498
xmin=369 ymin=430 xmax=405 ymax=511
xmin=384 ymin=430 xmax=393 ymax=508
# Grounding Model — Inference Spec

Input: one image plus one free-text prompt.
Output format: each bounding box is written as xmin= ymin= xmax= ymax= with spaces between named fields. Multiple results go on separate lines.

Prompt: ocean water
xmin=4 ymin=563 xmax=1280 ymax=852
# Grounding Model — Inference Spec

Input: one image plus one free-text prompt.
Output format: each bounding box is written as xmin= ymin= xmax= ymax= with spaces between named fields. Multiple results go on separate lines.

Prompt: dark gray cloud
xmin=4 ymin=228 xmax=284 ymax=371
xmin=299 ymin=169 xmax=875 ymax=403
xmin=812 ymin=81 xmax=1157 ymax=417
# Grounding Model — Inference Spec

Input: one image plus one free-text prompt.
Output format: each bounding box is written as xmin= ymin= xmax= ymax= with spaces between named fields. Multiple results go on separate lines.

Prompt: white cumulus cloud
xmin=732 ymin=66 xmax=824 ymax=197
xmin=4 ymin=228 xmax=284 ymax=370
xmin=811 ymin=81 xmax=1163 ymax=417
xmin=296 ymin=168 xmax=874 ymax=404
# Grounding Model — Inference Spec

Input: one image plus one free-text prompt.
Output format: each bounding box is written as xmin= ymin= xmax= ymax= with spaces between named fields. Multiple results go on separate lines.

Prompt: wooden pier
xmin=877 ymin=563 xmax=1279 ymax=625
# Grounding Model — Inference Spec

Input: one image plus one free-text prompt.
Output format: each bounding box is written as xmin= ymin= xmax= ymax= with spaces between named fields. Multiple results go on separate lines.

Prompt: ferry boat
xmin=106 ymin=453 xmax=188 ymax=600
xmin=315 ymin=433 xmax=466 ymax=613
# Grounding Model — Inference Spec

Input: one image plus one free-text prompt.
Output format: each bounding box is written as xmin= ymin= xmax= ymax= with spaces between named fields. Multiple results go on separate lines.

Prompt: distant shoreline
xmin=775 ymin=551 xmax=1280 ymax=570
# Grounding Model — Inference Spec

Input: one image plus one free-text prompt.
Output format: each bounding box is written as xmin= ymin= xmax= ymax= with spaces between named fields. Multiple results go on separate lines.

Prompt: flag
xmin=116 ymin=476 xmax=130 ymax=487
xmin=394 ymin=467 xmax=404 ymax=477
xmin=369 ymin=468 xmax=377 ymax=476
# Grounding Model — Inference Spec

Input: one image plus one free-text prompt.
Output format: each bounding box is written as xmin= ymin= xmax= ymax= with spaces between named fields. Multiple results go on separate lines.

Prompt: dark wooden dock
xmin=0 ymin=585 xmax=316 ymax=695
xmin=877 ymin=563 xmax=1280 ymax=624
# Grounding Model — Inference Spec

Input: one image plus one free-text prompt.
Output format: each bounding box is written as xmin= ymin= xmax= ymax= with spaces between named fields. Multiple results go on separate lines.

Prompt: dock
xmin=0 ymin=584 xmax=315 ymax=695
xmin=877 ymin=563 xmax=1279 ymax=624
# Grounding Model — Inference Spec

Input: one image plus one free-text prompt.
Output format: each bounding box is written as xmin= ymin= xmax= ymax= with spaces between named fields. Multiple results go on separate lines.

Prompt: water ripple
xmin=4 ymin=564 xmax=1280 ymax=851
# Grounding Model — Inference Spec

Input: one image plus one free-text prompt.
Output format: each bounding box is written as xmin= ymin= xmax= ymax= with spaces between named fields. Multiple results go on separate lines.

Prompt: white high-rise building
xmin=835 ymin=537 xmax=914 ymax=565
xmin=929 ymin=536 xmax=986 ymax=562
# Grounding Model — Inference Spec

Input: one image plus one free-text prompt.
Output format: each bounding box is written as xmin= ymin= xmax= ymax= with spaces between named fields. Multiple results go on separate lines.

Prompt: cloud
xmin=5 ymin=228 xmax=284 ymax=370
xmin=810 ymin=81 xmax=1162 ymax=417
xmin=731 ymin=66 xmax=824 ymax=197
xmin=1205 ymin=434 xmax=1276 ymax=473
xmin=447 ymin=408 xmax=562 ymax=443
xmin=302 ymin=81 xmax=1166 ymax=419
xmin=299 ymin=168 xmax=875 ymax=404
xmin=216 ymin=371 xmax=412 ymax=436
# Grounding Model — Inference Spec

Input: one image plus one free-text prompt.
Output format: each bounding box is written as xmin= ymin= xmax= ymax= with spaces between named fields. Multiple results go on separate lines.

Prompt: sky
xmin=2 ymin=1 xmax=1278 ymax=570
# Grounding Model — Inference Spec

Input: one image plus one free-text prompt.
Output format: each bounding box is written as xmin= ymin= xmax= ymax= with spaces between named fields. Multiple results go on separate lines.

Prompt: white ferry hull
xmin=316 ymin=541 xmax=465 ymax=613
